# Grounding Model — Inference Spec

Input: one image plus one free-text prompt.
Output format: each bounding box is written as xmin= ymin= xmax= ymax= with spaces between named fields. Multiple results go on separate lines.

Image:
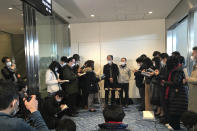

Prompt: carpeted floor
xmin=62 ymin=104 xmax=187 ymax=131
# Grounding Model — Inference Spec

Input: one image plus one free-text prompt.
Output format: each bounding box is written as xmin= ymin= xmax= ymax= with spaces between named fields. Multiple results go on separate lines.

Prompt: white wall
xmin=70 ymin=19 xmax=165 ymax=98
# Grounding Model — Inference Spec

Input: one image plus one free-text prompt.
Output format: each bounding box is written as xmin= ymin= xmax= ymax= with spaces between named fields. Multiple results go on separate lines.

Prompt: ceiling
xmin=0 ymin=0 xmax=23 ymax=34
xmin=55 ymin=0 xmax=181 ymax=23
xmin=0 ymin=0 xmax=181 ymax=34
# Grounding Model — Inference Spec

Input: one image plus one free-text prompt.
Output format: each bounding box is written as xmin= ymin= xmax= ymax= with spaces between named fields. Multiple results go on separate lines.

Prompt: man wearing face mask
xmin=133 ymin=57 xmax=145 ymax=111
xmin=59 ymin=56 xmax=68 ymax=80
xmin=72 ymin=54 xmax=80 ymax=75
xmin=118 ymin=58 xmax=131 ymax=107
xmin=1 ymin=56 xmax=20 ymax=82
xmin=42 ymin=91 xmax=68 ymax=129
xmin=0 ymin=81 xmax=49 ymax=131
xmin=61 ymin=57 xmax=79 ymax=116
xmin=187 ymin=47 xmax=197 ymax=112
xmin=103 ymin=55 xmax=119 ymax=105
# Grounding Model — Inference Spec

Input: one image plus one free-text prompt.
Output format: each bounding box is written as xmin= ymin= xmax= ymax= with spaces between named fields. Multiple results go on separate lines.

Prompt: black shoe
xmin=69 ymin=114 xmax=78 ymax=117
xmin=138 ymin=108 xmax=145 ymax=111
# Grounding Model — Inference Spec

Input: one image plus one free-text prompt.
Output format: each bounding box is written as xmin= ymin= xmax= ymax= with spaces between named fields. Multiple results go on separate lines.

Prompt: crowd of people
xmin=1 ymin=47 xmax=197 ymax=130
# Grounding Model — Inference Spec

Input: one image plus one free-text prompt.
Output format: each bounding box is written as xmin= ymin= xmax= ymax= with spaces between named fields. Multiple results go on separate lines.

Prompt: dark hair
xmin=179 ymin=56 xmax=185 ymax=65
xmin=61 ymin=56 xmax=68 ymax=63
xmin=67 ymin=57 xmax=74 ymax=63
xmin=49 ymin=61 xmax=61 ymax=79
xmin=193 ymin=46 xmax=197 ymax=51
xmin=181 ymin=111 xmax=197 ymax=129
xmin=107 ymin=55 xmax=113 ymax=60
xmin=85 ymin=60 xmax=94 ymax=69
xmin=103 ymin=105 xmax=125 ymax=122
xmin=152 ymin=57 xmax=161 ymax=69
xmin=166 ymin=56 xmax=179 ymax=71
xmin=140 ymin=54 xmax=147 ymax=61
xmin=55 ymin=90 xmax=64 ymax=98
xmin=0 ymin=81 xmax=19 ymax=110
xmin=121 ymin=57 xmax=127 ymax=61
xmin=153 ymin=51 xmax=161 ymax=57
xmin=136 ymin=57 xmax=143 ymax=63
xmin=73 ymin=54 xmax=80 ymax=61
xmin=172 ymin=51 xmax=181 ymax=57
xmin=160 ymin=53 xmax=169 ymax=59
xmin=56 ymin=119 xmax=76 ymax=131
xmin=1 ymin=56 xmax=9 ymax=63
xmin=142 ymin=57 xmax=153 ymax=69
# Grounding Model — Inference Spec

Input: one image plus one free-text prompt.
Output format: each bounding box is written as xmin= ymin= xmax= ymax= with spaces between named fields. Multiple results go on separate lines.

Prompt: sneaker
xmin=165 ymin=124 xmax=173 ymax=130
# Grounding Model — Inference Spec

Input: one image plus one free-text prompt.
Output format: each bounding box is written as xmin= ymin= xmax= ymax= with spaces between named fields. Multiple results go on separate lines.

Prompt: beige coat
xmin=188 ymin=63 xmax=197 ymax=112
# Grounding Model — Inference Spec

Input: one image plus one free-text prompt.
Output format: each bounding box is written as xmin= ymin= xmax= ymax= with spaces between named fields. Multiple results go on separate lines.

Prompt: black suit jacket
xmin=1 ymin=66 xmax=16 ymax=81
xmin=103 ymin=63 xmax=119 ymax=88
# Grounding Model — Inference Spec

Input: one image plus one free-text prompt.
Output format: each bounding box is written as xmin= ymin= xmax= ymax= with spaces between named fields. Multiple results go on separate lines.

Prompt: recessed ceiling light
xmin=90 ymin=14 xmax=95 ymax=17
xmin=148 ymin=11 xmax=153 ymax=14
xmin=8 ymin=7 xmax=13 ymax=10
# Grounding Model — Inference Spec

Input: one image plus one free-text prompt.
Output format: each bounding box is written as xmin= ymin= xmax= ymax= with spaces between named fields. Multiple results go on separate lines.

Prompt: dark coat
xmin=61 ymin=65 xmax=79 ymax=95
xmin=134 ymin=67 xmax=144 ymax=88
xmin=86 ymin=70 xmax=100 ymax=94
xmin=1 ymin=66 xmax=17 ymax=82
xmin=98 ymin=123 xmax=130 ymax=131
xmin=164 ymin=68 xmax=188 ymax=115
xmin=103 ymin=63 xmax=119 ymax=88
xmin=42 ymin=97 xmax=61 ymax=129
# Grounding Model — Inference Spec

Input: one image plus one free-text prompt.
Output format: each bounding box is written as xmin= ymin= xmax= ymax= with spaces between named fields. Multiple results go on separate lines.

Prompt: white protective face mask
xmin=11 ymin=101 xmax=19 ymax=116
xmin=72 ymin=63 xmax=75 ymax=67
xmin=120 ymin=62 xmax=126 ymax=66
xmin=55 ymin=68 xmax=58 ymax=72
xmin=108 ymin=61 xmax=112 ymax=64
xmin=6 ymin=62 xmax=12 ymax=67
xmin=56 ymin=99 xmax=62 ymax=102
xmin=191 ymin=56 xmax=195 ymax=61
xmin=161 ymin=61 xmax=166 ymax=66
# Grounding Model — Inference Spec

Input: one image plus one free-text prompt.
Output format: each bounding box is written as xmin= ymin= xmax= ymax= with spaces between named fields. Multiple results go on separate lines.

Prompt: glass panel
xmin=35 ymin=11 xmax=70 ymax=97
xmin=54 ymin=15 xmax=70 ymax=60
xmin=173 ymin=19 xmax=188 ymax=60
xmin=36 ymin=11 xmax=56 ymax=97
xmin=167 ymin=30 xmax=173 ymax=55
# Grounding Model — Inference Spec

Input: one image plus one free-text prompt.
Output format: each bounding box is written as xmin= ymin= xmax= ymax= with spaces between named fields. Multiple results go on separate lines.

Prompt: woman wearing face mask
xmin=46 ymin=61 xmax=62 ymax=96
xmin=118 ymin=57 xmax=131 ymax=107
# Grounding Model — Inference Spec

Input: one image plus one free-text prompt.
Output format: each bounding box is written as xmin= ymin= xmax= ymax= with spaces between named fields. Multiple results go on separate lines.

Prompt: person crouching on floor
xmin=98 ymin=104 xmax=130 ymax=131
xmin=41 ymin=91 xmax=69 ymax=129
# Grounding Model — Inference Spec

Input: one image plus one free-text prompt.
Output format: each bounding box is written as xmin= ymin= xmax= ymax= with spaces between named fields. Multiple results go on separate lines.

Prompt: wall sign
xmin=22 ymin=0 xmax=52 ymax=16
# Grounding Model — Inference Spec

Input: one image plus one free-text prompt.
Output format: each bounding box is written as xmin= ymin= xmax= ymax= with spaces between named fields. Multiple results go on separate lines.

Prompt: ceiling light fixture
xmin=90 ymin=14 xmax=95 ymax=17
xmin=8 ymin=7 xmax=13 ymax=10
xmin=148 ymin=11 xmax=153 ymax=14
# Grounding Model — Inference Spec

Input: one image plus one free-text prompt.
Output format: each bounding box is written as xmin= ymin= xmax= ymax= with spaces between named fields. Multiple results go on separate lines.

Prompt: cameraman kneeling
xmin=42 ymin=91 xmax=69 ymax=129
xmin=0 ymin=81 xmax=49 ymax=131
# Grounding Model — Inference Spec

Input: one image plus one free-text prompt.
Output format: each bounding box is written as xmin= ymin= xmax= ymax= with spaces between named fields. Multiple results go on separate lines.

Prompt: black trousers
xmin=105 ymin=89 xmax=115 ymax=105
xmin=119 ymin=83 xmax=129 ymax=105
xmin=138 ymin=86 xmax=145 ymax=109
xmin=66 ymin=93 xmax=78 ymax=114
xmin=169 ymin=115 xmax=181 ymax=130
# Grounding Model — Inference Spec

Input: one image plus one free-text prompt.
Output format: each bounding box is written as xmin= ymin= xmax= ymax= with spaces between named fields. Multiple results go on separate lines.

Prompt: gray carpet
xmin=62 ymin=104 xmax=187 ymax=131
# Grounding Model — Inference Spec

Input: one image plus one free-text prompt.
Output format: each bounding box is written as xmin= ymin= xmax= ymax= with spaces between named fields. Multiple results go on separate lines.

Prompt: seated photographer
xmin=98 ymin=104 xmax=130 ymax=131
xmin=0 ymin=81 xmax=49 ymax=131
xmin=56 ymin=118 xmax=76 ymax=131
xmin=42 ymin=91 xmax=69 ymax=129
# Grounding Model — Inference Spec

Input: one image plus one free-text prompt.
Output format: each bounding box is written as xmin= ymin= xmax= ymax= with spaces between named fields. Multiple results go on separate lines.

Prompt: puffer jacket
xmin=164 ymin=68 xmax=188 ymax=115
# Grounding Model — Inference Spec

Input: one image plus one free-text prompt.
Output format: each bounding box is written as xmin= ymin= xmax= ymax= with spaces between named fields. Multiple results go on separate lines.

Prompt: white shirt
xmin=45 ymin=69 xmax=61 ymax=93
